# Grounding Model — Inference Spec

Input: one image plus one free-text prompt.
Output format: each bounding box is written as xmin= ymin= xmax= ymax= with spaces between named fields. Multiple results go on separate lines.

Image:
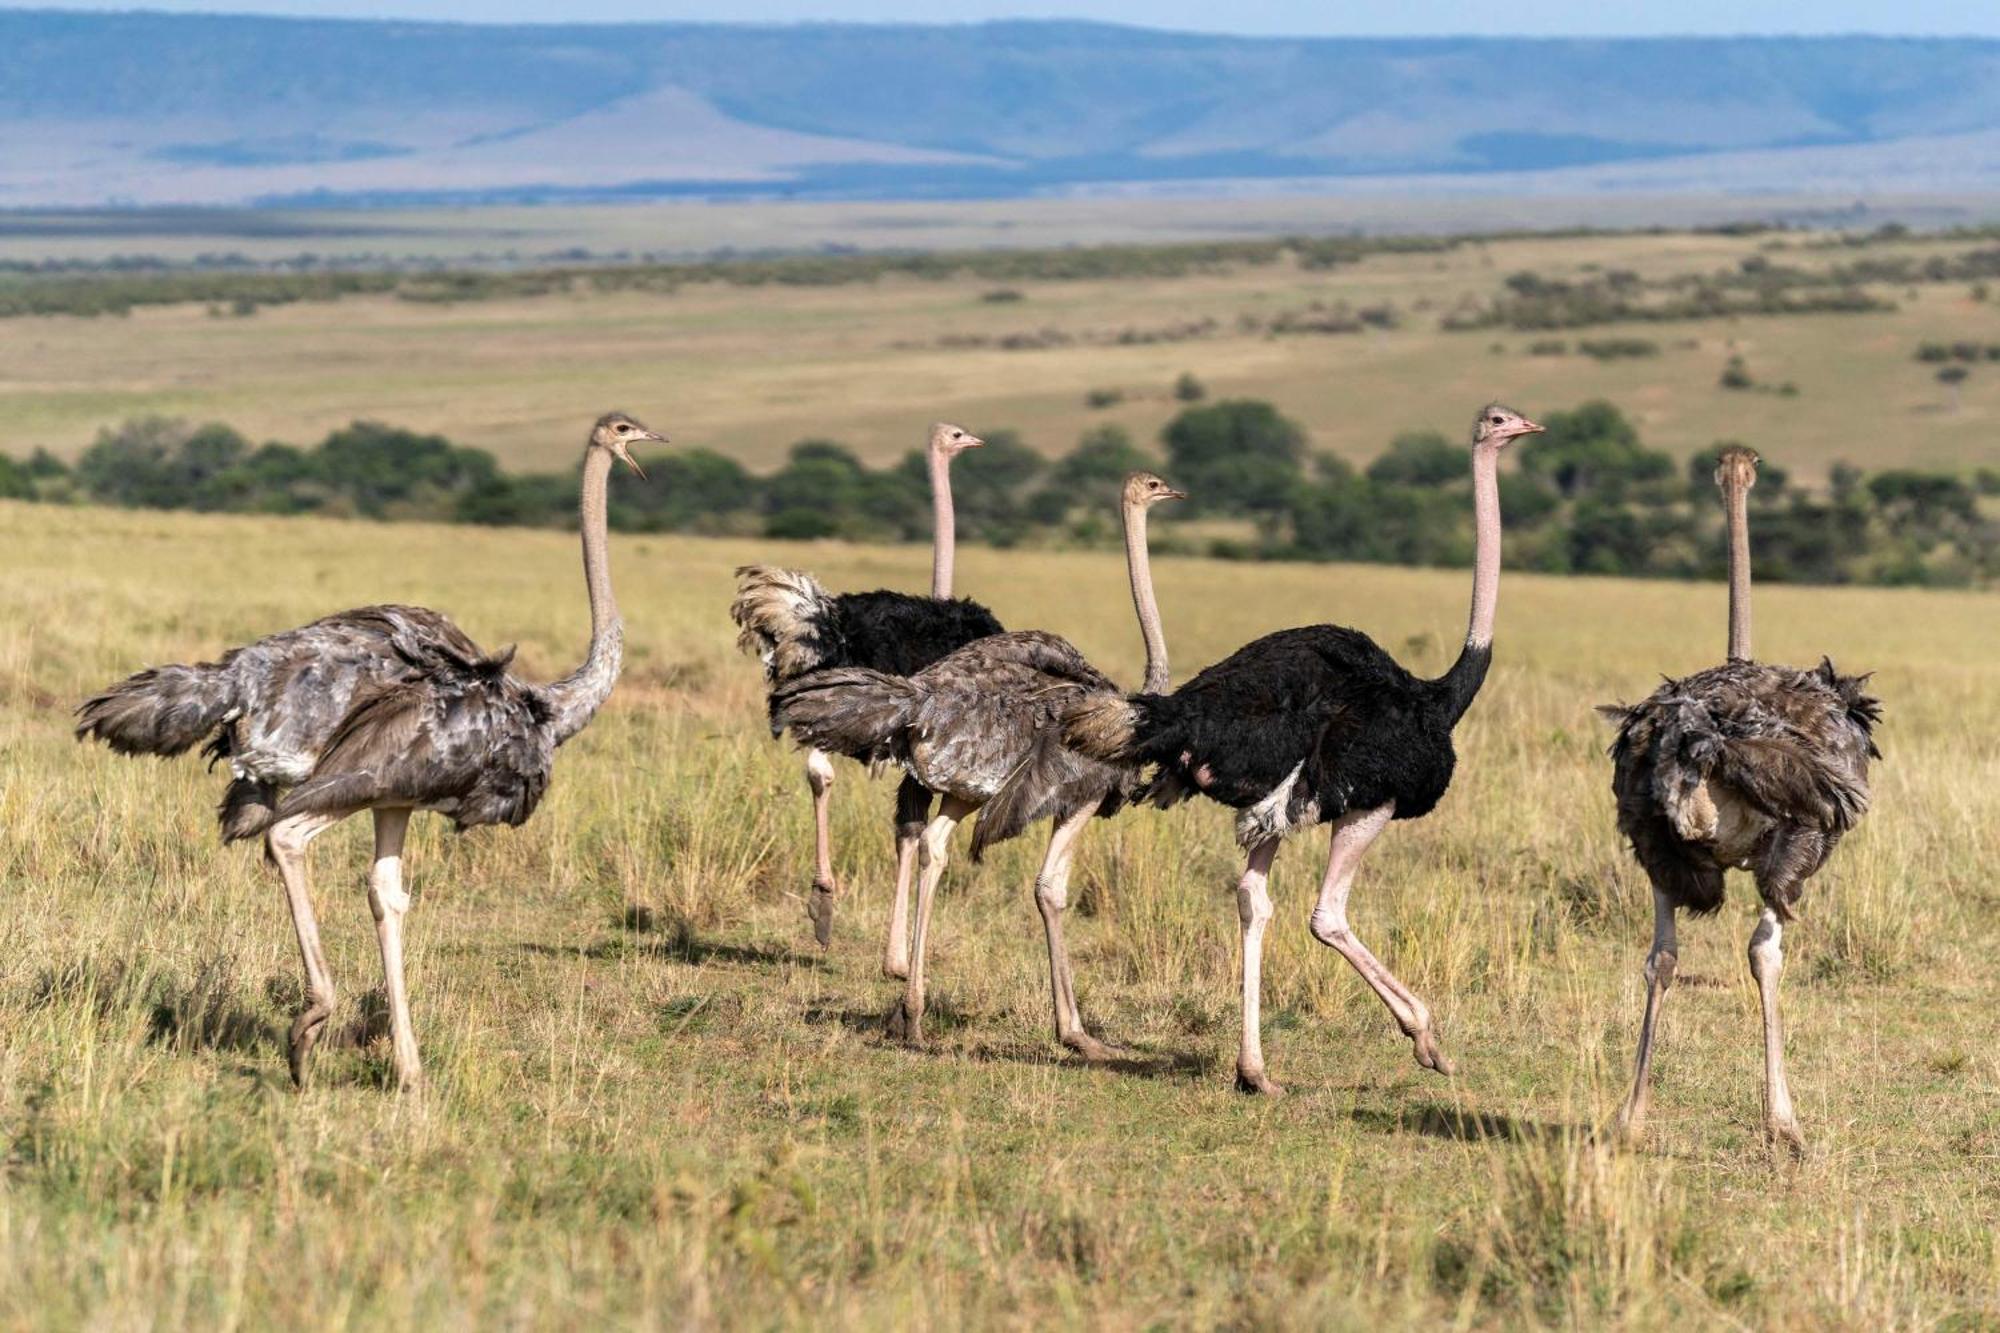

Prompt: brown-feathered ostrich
xmin=1600 ymin=446 xmax=1880 ymax=1155
xmin=731 ymin=423 xmax=1003 ymax=963
xmin=769 ymin=472 xmax=1185 ymax=1055
xmin=1062 ymin=405 xmax=1544 ymax=1094
xmin=76 ymin=412 xmax=661 ymax=1091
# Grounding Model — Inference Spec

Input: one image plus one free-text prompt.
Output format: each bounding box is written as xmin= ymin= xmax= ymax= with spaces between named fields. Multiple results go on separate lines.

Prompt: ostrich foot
xmin=287 ymin=1005 xmax=332 ymax=1088
xmin=1061 ymin=1030 xmax=1127 ymax=1063
xmin=1411 ymin=1029 xmax=1455 ymax=1076
xmin=1612 ymin=1100 xmax=1649 ymax=1149
xmin=881 ymin=958 xmax=909 ymax=981
xmin=885 ymin=999 xmax=923 ymax=1045
xmin=806 ymin=880 xmax=837 ymax=950
xmin=1766 ymin=1115 xmax=1807 ymax=1160
xmin=1234 ymin=1064 xmax=1285 ymax=1097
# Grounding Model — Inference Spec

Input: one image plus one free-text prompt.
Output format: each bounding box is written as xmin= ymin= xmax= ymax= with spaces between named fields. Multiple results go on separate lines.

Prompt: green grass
xmin=2 ymin=499 xmax=1995 ymax=1327
xmin=5 ymin=226 xmax=1999 ymax=480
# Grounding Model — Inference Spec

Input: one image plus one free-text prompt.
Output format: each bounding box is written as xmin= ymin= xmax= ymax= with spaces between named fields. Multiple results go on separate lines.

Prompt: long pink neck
xmin=1122 ymin=501 xmax=1170 ymax=693
xmin=1465 ymin=444 xmax=1502 ymax=649
xmin=929 ymin=446 xmax=955 ymax=599
xmin=545 ymin=445 xmax=622 ymax=744
xmin=1432 ymin=443 xmax=1502 ymax=725
xmin=1724 ymin=475 xmax=1752 ymax=661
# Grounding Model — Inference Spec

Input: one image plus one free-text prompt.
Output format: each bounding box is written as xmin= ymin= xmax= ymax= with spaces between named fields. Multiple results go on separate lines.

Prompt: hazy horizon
xmin=4 ymin=0 xmax=1998 ymax=39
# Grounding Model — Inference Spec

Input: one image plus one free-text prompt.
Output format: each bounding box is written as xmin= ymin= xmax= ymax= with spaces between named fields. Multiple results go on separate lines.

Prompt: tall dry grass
xmin=1 ymin=499 xmax=1995 ymax=1328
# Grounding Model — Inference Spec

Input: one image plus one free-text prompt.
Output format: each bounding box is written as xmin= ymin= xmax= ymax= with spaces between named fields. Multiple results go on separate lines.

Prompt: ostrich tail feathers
xmin=218 ymin=778 xmax=279 ymax=843
xmin=1819 ymin=657 xmax=1884 ymax=756
xmin=769 ymin=667 xmax=917 ymax=763
xmin=729 ymin=566 xmax=835 ymax=681
xmin=1060 ymin=694 xmax=1141 ymax=763
xmin=75 ymin=662 xmax=239 ymax=759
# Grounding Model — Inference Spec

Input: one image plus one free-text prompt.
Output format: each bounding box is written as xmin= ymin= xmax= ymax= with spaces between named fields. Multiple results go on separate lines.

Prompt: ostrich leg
xmin=889 ymin=794 xmax=978 ymax=1044
xmin=883 ymin=777 xmax=931 ymax=979
xmin=804 ymin=749 xmax=838 ymax=948
xmin=1748 ymin=907 xmax=1804 ymax=1156
xmin=267 ymin=810 xmax=343 ymax=1087
xmin=367 ymin=807 xmax=422 ymax=1091
xmin=1033 ymin=803 xmax=1119 ymax=1061
xmin=1616 ymin=888 xmax=1679 ymax=1143
xmin=1233 ymin=837 xmax=1283 ymax=1095
xmin=1307 ymin=803 xmax=1454 ymax=1075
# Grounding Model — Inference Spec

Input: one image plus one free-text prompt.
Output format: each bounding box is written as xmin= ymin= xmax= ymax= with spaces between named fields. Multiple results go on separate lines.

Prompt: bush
xmin=1173 ymin=372 xmax=1206 ymax=402
xmin=1162 ymin=400 xmax=1307 ymax=516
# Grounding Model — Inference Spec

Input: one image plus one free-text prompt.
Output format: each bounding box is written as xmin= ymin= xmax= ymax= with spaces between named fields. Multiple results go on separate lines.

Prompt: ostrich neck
xmin=1432 ymin=444 xmax=1502 ymax=726
xmin=1724 ymin=475 xmax=1753 ymax=661
xmin=929 ymin=447 xmax=956 ymax=599
xmin=546 ymin=446 xmax=623 ymax=744
xmin=1123 ymin=502 xmax=1170 ymax=693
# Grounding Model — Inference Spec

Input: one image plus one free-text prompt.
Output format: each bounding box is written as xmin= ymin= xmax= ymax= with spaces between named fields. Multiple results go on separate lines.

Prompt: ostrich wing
xmin=274 ymin=670 xmax=555 ymax=831
xmin=936 ymin=630 xmax=1118 ymax=694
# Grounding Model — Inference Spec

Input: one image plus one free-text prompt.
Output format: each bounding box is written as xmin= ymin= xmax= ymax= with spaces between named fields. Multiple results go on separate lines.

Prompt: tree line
xmin=3 ymin=400 xmax=1993 ymax=587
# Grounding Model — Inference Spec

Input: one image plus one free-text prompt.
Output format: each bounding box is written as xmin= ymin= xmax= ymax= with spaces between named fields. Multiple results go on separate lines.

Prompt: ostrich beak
xmin=612 ymin=443 xmax=648 ymax=480
xmin=1519 ymin=420 xmax=1546 ymax=435
xmin=962 ymin=435 xmax=986 ymax=449
xmin=1163 ymin=487 xmax=1188 ymax=501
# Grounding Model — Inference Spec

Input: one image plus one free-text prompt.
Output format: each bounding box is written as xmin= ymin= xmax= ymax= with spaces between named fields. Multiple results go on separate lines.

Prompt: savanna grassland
xmin=5 ymin=217 xmax=2000 ymax=481
xmin=2 ymin=497 xmax=1996 ymax=1328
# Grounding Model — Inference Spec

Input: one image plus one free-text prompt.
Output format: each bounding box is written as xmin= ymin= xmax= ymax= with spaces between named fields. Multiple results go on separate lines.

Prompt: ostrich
xmin=1062 ymin=405 xmax=1544 ymax=1094
xmin=75 ymin=411 xmax=661 ymax=1091
xmin=731 ymin=422 xmax=1003 ymax=963
xmin=769 ymin=472 xmax=1185 ymax=1055
xmin=1600 ymin=446 xmax=1879 ymax=1154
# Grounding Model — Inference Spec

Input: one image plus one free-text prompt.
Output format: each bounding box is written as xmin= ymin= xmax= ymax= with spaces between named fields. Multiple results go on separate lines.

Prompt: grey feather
xmin=1603 ymin=658 xmax=1880 ymax=920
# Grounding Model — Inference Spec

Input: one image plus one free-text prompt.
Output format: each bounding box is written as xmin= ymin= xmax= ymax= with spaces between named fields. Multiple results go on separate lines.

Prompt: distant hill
xmin=6 ymin=11 xmax=2000 ymax=206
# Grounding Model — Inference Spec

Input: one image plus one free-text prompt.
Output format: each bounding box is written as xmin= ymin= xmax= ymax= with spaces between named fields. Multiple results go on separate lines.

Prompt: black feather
xmin=1092 ymin=625 xmax=1486 ymax=844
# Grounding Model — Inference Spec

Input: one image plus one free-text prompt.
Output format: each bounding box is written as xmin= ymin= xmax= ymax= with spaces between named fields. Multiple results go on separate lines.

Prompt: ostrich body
xmin=1063 ymin=405 xmax=1544 ymax=1094
xmin=1601 ymin=447 xmax=1879 ymax=1154
xmin=769 ymin=473 xmax=1185 ymax=1054
xmin=731 ymin=423 xmax=1003 ymax=962
xmin=76 ymin=412 xmax=660 ymax=1090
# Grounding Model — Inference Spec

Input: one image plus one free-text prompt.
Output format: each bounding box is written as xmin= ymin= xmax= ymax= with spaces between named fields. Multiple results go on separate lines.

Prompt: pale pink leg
xmin=1033 ymin=804 xmax=1118 ymax=1060
xmin=1616 ymin=889 xmax=1678 ymax=1144
xmin=804 ymin=749 xmax=837 ymax=948
xmin=890 ymin=795 xmax=977 ymax=1044
xmin=1234 ymin=837 xmax=1283 ymax=1095
xmin=1307 ymin=803 xmax=1453 ymax=1075
xmin=883 ymin=829 xmax=919 ymax=978
xmin=1750 ymin=908 xmax=1805 ymax=1157
xmin=266 ymin=811 xmax=342 ymax=1088
xmin=367 ymin=807 xmax=422 ymax=1091
xmin=883 ymin=778 xmax=930 ymax=979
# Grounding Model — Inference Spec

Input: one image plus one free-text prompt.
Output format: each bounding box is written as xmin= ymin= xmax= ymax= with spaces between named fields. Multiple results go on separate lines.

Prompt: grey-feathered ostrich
xmin=1600 ymin=446 xmax=1879 ymax=1154
xmin=76 ymin=412 xmax=661 ymax=1091
xmin=770 ymin=472 xmax=1185 ymax=1055
xmin=1062 ymin=405 xmax=1544 ymax=1094
xmin=731 ymin=423 xmax=1003 ymax=964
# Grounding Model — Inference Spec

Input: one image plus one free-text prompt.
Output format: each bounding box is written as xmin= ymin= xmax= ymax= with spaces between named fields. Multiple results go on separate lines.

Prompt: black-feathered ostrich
xmin=1600 ymin=446 xmax=1879 ymax=1154
xmin=1063 ymin=405 xmax=1544 ymax=1094
xmin=731 ymin=423 xmax=1003 ymax=964
xmin=770 ymin=472 xmax=1185 ymax=1055
xmin=76 ymin=412 xmax=661 ymax=1091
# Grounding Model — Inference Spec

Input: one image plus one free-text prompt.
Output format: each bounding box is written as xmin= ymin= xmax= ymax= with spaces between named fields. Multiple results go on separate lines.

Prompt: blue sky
xmin=7 ymin=0 xmax=1999 ymax=36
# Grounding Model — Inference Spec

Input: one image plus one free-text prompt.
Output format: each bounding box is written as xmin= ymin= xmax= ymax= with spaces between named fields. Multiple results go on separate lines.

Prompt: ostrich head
xmin=592 ymin=412 xmax=666 ymax=478
xmin=1471 ymin=403 xmax=1544 ymax=450
xmin=1713 ymin=444 xmax=1760 ymax=494
xmin=1123 ymin=471 xmax=1187 ymax=508
xmin=928 ymin=422 xmax=985 ymax=456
